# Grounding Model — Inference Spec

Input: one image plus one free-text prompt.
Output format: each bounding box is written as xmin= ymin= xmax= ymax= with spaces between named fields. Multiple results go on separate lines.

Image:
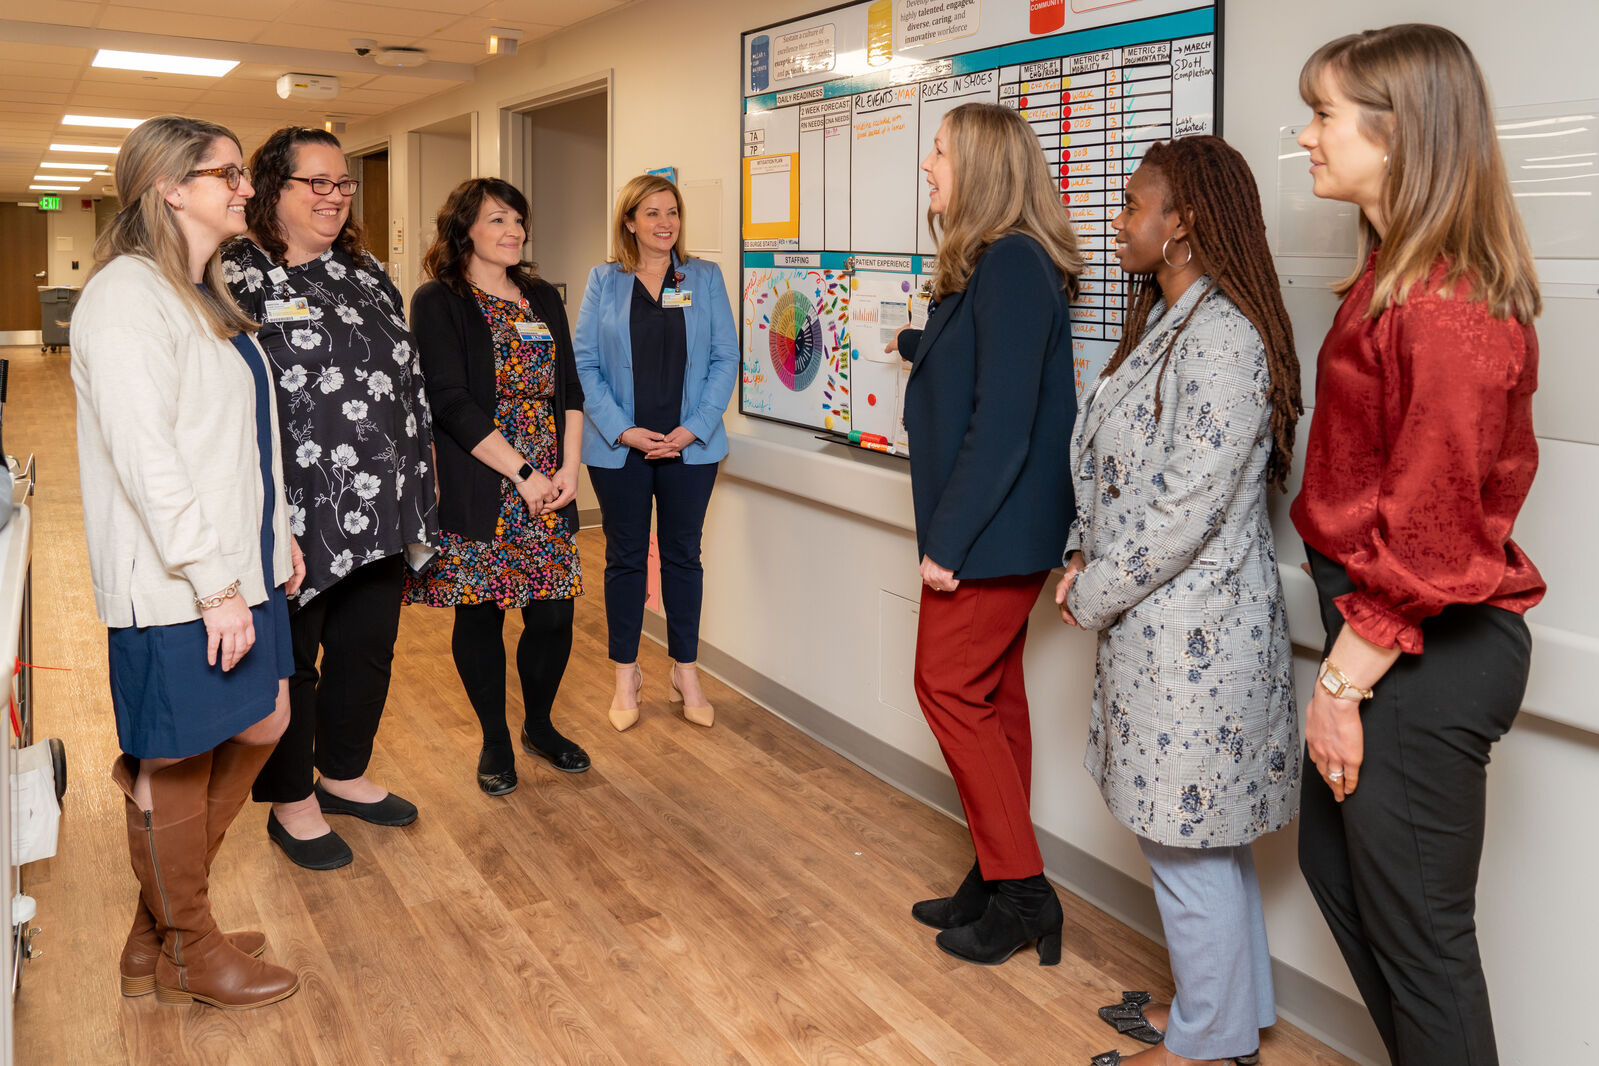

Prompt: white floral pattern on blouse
xmin=224 ymin=239 xmax=438 ymax=606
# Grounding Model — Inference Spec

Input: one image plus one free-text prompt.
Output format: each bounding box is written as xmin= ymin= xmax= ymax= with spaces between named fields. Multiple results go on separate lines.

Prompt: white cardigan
xmin=70 ymin=256 xmax=291 ymax=629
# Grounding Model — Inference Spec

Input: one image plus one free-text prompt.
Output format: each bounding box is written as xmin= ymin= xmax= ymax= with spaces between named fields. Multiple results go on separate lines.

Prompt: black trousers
xmin=587 ymin=452 xmax=718 ymax=663
xmin=450 ymin=598 xmax=574 ymax=767
xmin=1300 ymin=546 xmax=1530 ymax=1066
xmin=252 ymin=554 xmax=405 ymax=803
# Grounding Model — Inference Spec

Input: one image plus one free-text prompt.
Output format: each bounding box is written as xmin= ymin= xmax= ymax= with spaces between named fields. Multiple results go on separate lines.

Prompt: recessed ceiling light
xmin=49 ymin=143 xmax=122 ymax=154
xmin=31 ymin=185 xmax=80 ymax=191
xmin=40 ymin=161 xmax=109 ymax=170
xmin=35 ymin=175 xmax=87 ymax=183
xmin=92 ymin=49 xmax=237 ymax=77
xmin=63 ymin=114 xmax=146 ymax=130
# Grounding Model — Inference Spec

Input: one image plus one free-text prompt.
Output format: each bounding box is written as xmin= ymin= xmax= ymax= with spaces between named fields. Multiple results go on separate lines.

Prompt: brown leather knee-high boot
xmin=115 ymin=748 xmax=271 ymax=996
xmin=118 ymin=752 xmax=299 ymax=1009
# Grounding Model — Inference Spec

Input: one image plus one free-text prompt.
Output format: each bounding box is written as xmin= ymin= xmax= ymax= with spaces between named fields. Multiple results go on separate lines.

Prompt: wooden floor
xmin=3 ymin=345 xmax=1356 ymax=1066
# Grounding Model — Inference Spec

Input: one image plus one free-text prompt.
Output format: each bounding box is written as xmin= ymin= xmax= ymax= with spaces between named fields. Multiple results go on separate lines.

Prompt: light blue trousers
xmin=1137 ymin=838 xmax=1277 ymax=1060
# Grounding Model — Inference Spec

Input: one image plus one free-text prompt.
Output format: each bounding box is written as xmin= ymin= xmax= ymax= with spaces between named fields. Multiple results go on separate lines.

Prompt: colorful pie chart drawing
xmin=768 ymin=290 xmax=825 ymax=392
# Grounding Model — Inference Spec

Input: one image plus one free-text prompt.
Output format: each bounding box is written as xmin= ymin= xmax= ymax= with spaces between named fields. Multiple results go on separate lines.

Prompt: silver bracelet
xmin=195 ymin=579 xmax=241 ymax=611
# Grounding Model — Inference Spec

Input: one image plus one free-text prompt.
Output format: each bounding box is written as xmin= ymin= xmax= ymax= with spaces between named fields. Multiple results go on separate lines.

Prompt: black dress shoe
xmin=935 ymin=874 xmax=1063 ymax=966
xmin=1090 ymin=1051 xmax=1259 ymax=1066
xmin=912 ymin=859 xmax=994 ymax=929
xmin=1097 ymin=990 xmax=1164 ymax=1044
xmin=314 ymin=781 xmax=418 ymax=826
xmin=477 ymin=768 xmax=518 ymax=796
xmin=266 ymin=811 xmax=353 ymax=870
xmin=520 ymin=726 xmax=591 ymax=773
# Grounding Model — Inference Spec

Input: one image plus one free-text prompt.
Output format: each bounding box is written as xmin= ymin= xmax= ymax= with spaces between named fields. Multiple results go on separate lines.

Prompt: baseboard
xmin=642 ymin=613 xmax=1387 ymax=1066
xmin=578 ymin=506 xmax=602 ymax=529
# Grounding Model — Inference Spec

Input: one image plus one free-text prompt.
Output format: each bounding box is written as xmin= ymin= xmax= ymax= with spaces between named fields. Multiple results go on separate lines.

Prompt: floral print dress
xmin=406 ymin=289 xmax=581 ymax=608
xmin=223 ymin=240 xmax=438 ymax=606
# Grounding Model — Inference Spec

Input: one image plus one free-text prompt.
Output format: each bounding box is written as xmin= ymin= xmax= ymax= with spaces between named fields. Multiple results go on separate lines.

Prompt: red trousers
xmin=913 ymin=570 xmax=1049 ymax=881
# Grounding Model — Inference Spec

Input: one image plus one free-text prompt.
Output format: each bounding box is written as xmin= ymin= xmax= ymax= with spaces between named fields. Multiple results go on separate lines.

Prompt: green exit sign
xmin=37 ymin=195 xmax=61 ymax=211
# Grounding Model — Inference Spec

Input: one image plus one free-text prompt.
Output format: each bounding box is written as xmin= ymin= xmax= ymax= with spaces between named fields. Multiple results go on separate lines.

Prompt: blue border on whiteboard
xmin=742 ymin=252 xmax=933 ymax=271
xmin=744 ymin=8 xmax=1215 ymax=112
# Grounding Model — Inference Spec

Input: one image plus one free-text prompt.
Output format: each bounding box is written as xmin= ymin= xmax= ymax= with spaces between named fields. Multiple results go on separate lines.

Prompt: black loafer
xmin=266 ymin=811 xmax=353 ymax=870
xmin=313 ymin=781 xmax=418 ymax=826
xmin=520 ymin=727 xmax=591 ymax=773
xmin=477 ymin=768 xmax=518 ymax=796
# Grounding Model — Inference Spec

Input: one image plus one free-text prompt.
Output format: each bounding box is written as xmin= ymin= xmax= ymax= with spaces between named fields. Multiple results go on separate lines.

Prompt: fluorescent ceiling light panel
xmin=63 ymin=114 xmax=145 ymax=130
xmin=31 ymin=185 xmax=79 ymax=191
xmin=35 ymin=176 xmax=87 ymax=183
xmin=92 ymin=49 xmax=237 ymax=77
xmin=49 ymin=143 xmax=122 ymax=154
xmin=40 ymin=161 xmax=108 ymax=170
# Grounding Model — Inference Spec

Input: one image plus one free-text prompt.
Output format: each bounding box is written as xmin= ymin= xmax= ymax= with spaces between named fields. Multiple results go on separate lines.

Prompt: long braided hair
xmin=1099 ymin=136 xmax=1302 ymax=490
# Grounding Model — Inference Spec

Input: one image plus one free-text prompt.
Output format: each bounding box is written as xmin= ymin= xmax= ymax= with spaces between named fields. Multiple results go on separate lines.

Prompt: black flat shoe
xmin=477 ymin=768 xmax=518 ymax=796
xmin=935 ymin=874 xmax=1063 ymax=966
xmin=313 ymin=781 xmax=418 ymax=826
xmin=266 ymin=811 xmax=353 ymax=870
xmin=520 ymin=726 xmax=591 ymax=773
xmin=1090 ymin=1051 xmax=1259 ymax=1066
xmin=912 ymin=858 xmax=994 ymax=930
xmin=1097 ymin=990 xmax=1164 ymax=1045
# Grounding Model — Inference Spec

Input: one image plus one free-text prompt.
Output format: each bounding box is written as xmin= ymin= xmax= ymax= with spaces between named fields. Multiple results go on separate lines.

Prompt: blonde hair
xmin=610 ymin=174 xmax=687 ymax=273
xmin=1300 ymin=24 xmax=1540 ymax=322
xmin=927 ymin=102 xmax=1082 ymax=301
xmin=89 ymin=115 xmax=256 ymax=337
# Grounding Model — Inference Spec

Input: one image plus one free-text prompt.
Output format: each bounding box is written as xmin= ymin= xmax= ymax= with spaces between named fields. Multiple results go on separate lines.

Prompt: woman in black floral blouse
xmin=224 ymin=126 xmax=438 ymax=870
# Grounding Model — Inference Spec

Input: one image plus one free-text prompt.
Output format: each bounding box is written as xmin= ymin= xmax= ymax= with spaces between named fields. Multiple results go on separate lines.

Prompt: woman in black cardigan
xmin=407 ymin=178 xmax=590 ymax=795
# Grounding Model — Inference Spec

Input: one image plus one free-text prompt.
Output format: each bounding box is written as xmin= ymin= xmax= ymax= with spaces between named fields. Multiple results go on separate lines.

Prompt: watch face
xmin=1319 ymin=671 xmax=1341 ymax=696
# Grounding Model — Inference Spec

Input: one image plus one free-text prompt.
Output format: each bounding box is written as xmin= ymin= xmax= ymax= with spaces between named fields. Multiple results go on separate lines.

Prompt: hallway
xmin=3 ymin=345 xmax=1355 ymax=1066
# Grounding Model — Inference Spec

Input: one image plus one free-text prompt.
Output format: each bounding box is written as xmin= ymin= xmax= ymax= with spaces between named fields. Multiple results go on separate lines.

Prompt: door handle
xmin=33 ymin=271 xmax=46 ymax=278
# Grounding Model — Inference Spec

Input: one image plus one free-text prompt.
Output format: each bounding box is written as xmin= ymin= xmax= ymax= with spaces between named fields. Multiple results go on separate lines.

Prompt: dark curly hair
xmin=243 ymin=126 xmax=367 ymax=266
xmin=421 ymin=177 xmax=537 ymax=297
xmin=1100 ymin=136 xmax=1302 ymax=491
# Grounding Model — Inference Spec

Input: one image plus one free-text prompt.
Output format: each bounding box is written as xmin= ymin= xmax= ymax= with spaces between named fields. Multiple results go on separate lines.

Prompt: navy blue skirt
xmin=107 ymin=590 xmax=292 ymax=758
xmin=108 ymin=326 xmax=292 ymax=759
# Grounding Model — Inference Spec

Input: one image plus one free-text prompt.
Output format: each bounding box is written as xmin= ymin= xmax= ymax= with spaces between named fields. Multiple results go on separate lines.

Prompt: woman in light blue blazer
xmin=573 ymin=174 xmax=738 ymax=732
xmin=1058 ymin=137 xmax=1302 ymax=1066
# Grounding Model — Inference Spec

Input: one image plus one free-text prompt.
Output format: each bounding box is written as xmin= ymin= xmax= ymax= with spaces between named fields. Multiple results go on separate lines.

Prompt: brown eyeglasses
xmin=188 ymin=164 xmax=251 ymax=189
xmin=288 ymin=176 xmax=359 ymax=196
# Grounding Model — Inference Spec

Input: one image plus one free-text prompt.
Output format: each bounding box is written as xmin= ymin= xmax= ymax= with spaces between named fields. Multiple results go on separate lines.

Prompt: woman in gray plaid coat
xmin=1057 ymin=137 xmax=1302 ymax=1066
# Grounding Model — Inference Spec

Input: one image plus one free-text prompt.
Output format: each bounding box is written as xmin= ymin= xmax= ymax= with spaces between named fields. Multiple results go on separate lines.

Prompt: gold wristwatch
xmin=1317 ymin=659 xmax=1374 ymax=702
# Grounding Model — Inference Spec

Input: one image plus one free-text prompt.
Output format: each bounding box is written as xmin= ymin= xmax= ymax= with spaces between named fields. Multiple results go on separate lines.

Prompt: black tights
xmin=451 ymin=600 xmax=576 ymax=774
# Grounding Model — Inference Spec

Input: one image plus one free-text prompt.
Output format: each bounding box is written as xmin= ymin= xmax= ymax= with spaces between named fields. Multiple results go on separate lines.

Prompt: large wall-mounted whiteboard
xmin=738 ymin=0 xmax=1223 ymax=447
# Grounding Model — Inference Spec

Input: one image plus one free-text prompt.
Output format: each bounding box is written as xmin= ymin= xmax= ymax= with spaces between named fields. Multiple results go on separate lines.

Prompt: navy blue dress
xmin=106 ymin=332 xmax=294 ymax=758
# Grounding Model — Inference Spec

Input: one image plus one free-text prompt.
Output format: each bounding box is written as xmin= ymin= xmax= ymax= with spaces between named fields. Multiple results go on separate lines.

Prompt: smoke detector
xmin=373 ymin=47 xmax=428 ymax=68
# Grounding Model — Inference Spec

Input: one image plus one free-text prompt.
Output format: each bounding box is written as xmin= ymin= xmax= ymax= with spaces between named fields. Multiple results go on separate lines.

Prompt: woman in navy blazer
xmin=889 ymin=102 xmax=1082 ymax=967
xmin=573 ymin=174 xmax=738 ymax=732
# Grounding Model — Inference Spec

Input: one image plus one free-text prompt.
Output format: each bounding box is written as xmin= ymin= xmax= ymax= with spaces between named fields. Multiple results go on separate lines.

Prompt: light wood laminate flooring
xmin=3 ymin=346 xmax=1356 ymax=1066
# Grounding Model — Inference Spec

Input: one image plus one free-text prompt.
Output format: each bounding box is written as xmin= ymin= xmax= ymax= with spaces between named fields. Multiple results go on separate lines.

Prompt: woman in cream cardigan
xmin=71 ymin=115 xmax=303 ymax=1010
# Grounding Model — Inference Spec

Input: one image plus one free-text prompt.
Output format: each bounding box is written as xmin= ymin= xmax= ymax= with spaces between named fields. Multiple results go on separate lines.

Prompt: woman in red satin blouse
xmin=1291 ymin=24 xmax=1542 ymax=1065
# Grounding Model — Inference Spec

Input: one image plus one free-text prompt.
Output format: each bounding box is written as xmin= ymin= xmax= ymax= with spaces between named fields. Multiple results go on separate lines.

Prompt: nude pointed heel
xmin=669 ymin=662 xmax=714 ymax=727
xmin=609 ymin=663 xmax=642 ymax=731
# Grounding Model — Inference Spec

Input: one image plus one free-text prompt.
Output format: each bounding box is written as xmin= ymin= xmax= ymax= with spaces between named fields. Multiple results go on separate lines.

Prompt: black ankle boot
xmin=911 ymin=859 xmax=994 ymax=929
xmin=934 ymin=874 xmax=1063 ymax=966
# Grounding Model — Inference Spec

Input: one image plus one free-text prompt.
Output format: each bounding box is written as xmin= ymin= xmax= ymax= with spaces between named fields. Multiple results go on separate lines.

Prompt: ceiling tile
xmin=95 ymin=8 xmax=275 ymax=44
xmin=2 ymin=0 xmax=101 ymax=29
xmin=473 ymin=0 xmax=623 ymax=26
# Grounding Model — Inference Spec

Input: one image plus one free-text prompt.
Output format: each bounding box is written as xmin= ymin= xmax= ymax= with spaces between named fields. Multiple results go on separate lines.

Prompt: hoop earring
xmin=1161 ymin=236 xmax=1192 ymax=269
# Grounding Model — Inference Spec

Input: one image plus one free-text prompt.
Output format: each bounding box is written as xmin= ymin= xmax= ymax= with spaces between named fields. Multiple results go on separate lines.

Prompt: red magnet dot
xmin=868 ymin=393 xmax=878 ymax=406
xmin=1061 ymin=162 xmax=1070 ymax=176
xmin=1063 ymin=105 xmax=1072 ymax=118
xmin=1019 ymin=96 xmax=1028 ymax=108
xmin=1062 ymin=119 xmax=1071 ymax=131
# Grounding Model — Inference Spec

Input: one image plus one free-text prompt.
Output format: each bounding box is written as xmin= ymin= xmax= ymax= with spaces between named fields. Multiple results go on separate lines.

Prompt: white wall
xmin=346 ymin=2 xmax=1599 ymax=1062
xmin=45 ymin=201 xmax=96 ymax=288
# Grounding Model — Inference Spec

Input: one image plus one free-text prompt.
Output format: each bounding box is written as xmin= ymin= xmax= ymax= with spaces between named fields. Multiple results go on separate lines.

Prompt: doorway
xmin=0 ymin=205 xmax=48 ymax=339
xmin=356 ymin=148 xmax=390 ymax=269
xmin=502 ymin=80 xmax=610 ymax=524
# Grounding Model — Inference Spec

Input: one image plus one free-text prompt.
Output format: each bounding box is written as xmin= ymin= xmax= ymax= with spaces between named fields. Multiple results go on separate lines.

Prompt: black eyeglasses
xmin=189 ymin=164 xmax=250 ymax=189
xmin=287 ymin=176 xmax=359 ymax=196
